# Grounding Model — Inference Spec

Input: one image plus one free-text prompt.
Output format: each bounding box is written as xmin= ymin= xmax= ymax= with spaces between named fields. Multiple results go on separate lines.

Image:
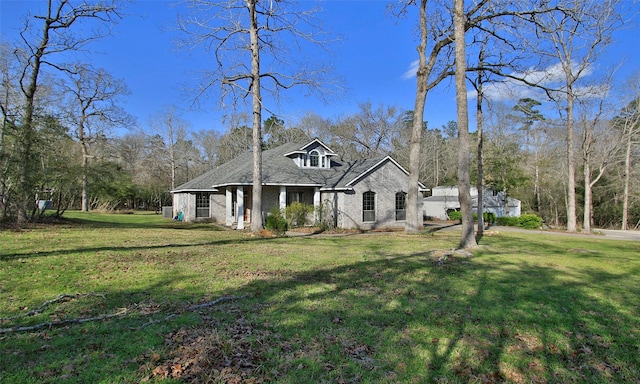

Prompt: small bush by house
xmin=285 ymin=202 xmax=314 ymax=228
xmin=265 ymin=207 xmax=287 ymax=235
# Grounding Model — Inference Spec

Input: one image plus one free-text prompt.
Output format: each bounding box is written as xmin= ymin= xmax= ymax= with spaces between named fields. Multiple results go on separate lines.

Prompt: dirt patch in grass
xmin=287 ymin=226 xmax=323 ymax=234
xmin=286 ymin=226 xmax=406 ymax=236
xmin=143 ymin=307 xmax=381 ymax=383
xmin=144 ymin=315 xmax=270 ymax=383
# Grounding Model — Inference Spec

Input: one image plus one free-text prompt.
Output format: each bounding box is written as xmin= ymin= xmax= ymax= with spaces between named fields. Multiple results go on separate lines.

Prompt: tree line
xmin=1 ymin=0 xmax=639 ymax=240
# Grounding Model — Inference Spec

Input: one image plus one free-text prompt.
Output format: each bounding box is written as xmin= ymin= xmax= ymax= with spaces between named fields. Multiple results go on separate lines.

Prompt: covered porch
xmin=224 ymin=185 xmax=322 ymax=229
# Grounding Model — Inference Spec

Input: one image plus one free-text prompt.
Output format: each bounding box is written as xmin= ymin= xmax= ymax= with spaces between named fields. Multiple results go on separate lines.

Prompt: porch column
xmin=279 ymin=186 xmax=287 ymax=215
xmin=225 ymin=188 xmax=233 ymax=226
xmin=236 ymin=186 xmax=244 ymax=230
xmin=313 ymin=187 xmax=321 ymax=222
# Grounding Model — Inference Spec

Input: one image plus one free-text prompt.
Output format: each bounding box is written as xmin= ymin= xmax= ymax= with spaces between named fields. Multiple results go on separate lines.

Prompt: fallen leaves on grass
xmin=2 ymin=294 xmax=245 ymax=334
xmin=342 ymin=340 xmax=375 ymax=370
xmin=145 ymin=316 xmax=268 ymax=383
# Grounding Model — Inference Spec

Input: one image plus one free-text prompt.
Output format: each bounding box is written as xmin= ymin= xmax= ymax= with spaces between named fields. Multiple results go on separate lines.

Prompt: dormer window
xmin=310 ymin=150 xmax=319 ymax=167
xmin=284 ymin=139 xmax=336 ymax=169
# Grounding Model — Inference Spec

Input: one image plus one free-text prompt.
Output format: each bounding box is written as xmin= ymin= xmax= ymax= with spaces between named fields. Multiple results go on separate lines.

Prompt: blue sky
xmin=2 ymin=0 xmax=639 ymax=135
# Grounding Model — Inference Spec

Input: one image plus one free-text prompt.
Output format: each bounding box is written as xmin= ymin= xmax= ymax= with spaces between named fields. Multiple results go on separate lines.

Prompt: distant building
xmin=423 ymin=186 xmax=521 ymax=220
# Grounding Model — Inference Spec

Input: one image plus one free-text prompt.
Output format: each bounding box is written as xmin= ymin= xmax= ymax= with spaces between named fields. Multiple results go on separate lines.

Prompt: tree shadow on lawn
xmin=160 ymin=243 xmax=640 ymax=382
xmin=0 ymin=234 xmax=265 ymax=262
xmin=62 ymin=215 xmax=228 ymax=230
xmin=2 ymin=237 xmax=639 ymax=383
xmin=246 ymin=250 xmax=640 ymax=382
xmin=0 ymin=270 xmax=203 ymax=383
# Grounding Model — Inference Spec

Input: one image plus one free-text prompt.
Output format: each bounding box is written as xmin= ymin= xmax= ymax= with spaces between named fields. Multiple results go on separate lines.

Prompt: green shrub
xmin=496 ymin=216 xmax=520 ymax=226
xmin=495 ymin=214 xmax=542 ymax=229
xmin=473 ymin=212 xmax=497 ymax=223
xmin=483 ymin=212 xmax=496 ymax=224
xmin=448 ymin=211 xmax=496 ymax=224
xmin=315 ymin=201 xmax=335 ymax=231
xmin=518 ymin=214 xmax=543 ymax=229
xmin=265 ymin=206 xmax=287 ymax=235
xmin=285 ymin=201 xmax=313 ymax=228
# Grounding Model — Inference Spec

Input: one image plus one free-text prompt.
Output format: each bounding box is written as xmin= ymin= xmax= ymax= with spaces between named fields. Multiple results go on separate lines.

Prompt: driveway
xmin=431 ymin=222 xmax=640 ymax=242
xmin=596 ymin=229 xmax=640 ymax=241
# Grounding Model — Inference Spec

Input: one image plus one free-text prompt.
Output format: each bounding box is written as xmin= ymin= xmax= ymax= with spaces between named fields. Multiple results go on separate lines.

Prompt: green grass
xmin=1 ymin=211 xmax=639 ymax=383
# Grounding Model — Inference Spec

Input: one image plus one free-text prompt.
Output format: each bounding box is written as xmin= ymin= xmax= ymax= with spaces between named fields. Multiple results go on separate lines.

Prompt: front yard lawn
xmin=1 ymin=211 xmax=639 ymax=383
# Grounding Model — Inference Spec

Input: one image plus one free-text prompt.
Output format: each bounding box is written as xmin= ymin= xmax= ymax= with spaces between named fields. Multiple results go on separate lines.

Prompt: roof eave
xmin=171 ymin=188 xmax=219 ymax=193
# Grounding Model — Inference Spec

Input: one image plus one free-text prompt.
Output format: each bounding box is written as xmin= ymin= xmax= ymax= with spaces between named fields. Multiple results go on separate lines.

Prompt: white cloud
xmin=401 ymin=60 xmax=419 ymax=80
xmin=470 ymin=61 xmax=597 ymax=102
xmin=407 ymin=59 xmax=599 ymax=104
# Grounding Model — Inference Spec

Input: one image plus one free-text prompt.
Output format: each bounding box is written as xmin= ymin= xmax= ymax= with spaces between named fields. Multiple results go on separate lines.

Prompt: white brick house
xmin=171 ymin=139 xmax=426 ymax=230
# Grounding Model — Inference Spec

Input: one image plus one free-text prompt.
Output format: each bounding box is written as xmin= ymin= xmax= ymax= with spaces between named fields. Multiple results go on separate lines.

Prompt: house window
xmin=196 ymin=193 xmax=210 ymax=218
xmin=395 ymin=192 xmax=407 ymax=221
xmin=363 ymin=191 xmax=375 ymax=222
xmin=309 ymin=150 xmax=319 ymax=167
xmin=287 ymin=191 xmax=304 ymax=205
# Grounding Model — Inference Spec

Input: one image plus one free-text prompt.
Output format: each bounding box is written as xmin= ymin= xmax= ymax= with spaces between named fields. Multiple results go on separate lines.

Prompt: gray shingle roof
xmin=172 ymin=141 xmax=389 ymax=192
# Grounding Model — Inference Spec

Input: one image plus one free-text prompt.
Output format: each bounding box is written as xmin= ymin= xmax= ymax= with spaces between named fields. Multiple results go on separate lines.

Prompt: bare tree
xmin=510 ymin=98 xmax=545 ymax=213
xmin=576 ymin=78 xmax=621 ymax=233
xmin=60 ymin=64 xmax=131 ymax=211
xmin=397 ymin=0 xmax=429 ymax=234
xmin=467 ymin=39 xmax=490 ymax=236
xmin=177 ymin=0 xmax=336 ymax=232
xmin=327 ymin=102 xmax=404 ymax=161
xmin=519 ymin=0 xmax=622 ymax=232
xmin=114 ymin=132 xmax=148 ymax=182
xmin=293 ymin=111 xmax=334 ymax=143
xmin=614 ymin=73 xmax=640 ymax=230
xmin=12 ymin=0 xmax=122 ymax=222
xmin=390 ymin=113 xmax=457 ymax=189
xmin=394 ymin=0 xmax=565 ymax=239
xmin=215 ymin=113 xmax=253 ymax=165
xmin=0 ymin=41 xmax=23 ymax=219
xmin=453 ymin=0 xmax=477 ymax=248
xmin=191 ymin=128 xmax=221 ymax=167
xmin=147 ymin=106 xmax=190 ymax=191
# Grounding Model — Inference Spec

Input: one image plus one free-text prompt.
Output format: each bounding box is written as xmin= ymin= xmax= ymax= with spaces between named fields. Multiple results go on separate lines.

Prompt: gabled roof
xmin=283 ymin=138 xmax=338 ymax=157
xmin=172 ymin=140 xmax=419 ymax=193
xmin=345 ymin=155 xmax=428 ymax=191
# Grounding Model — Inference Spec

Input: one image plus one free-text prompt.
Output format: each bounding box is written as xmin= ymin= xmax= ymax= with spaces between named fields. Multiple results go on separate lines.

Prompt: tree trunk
xmin=405 ymin=0 xmax=428 ymax=234
xmin=81 ymin=141 xmax=89 ymax=212
xmin=534 ymin=161 xmax=540 ymax=213
xmin=621 ymin=132 xmax=631 ymax=230
xmin=566 ymin=91 xmax=577 ymax=232
xmin=248 ymin=0 xmax=263 ymax=232
xmin=476 ymin=52 xmax=485 ymax=237
xmin=503 ymin=187 xmax=509 ymax=217
xmin=583 ymin=157 xmax=592 ymax=233
xmin=454 ymin=0 xmax=477 ymax=249
xmin=169 ymin=134 xmax=176 ymax=192
xmin=79 ymin=114 xmax=89 ymax=212
xmin=0 ymin=70 xmax=9 ymax=220
xmin=17 ymin=28 xmax=48 ymax=222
